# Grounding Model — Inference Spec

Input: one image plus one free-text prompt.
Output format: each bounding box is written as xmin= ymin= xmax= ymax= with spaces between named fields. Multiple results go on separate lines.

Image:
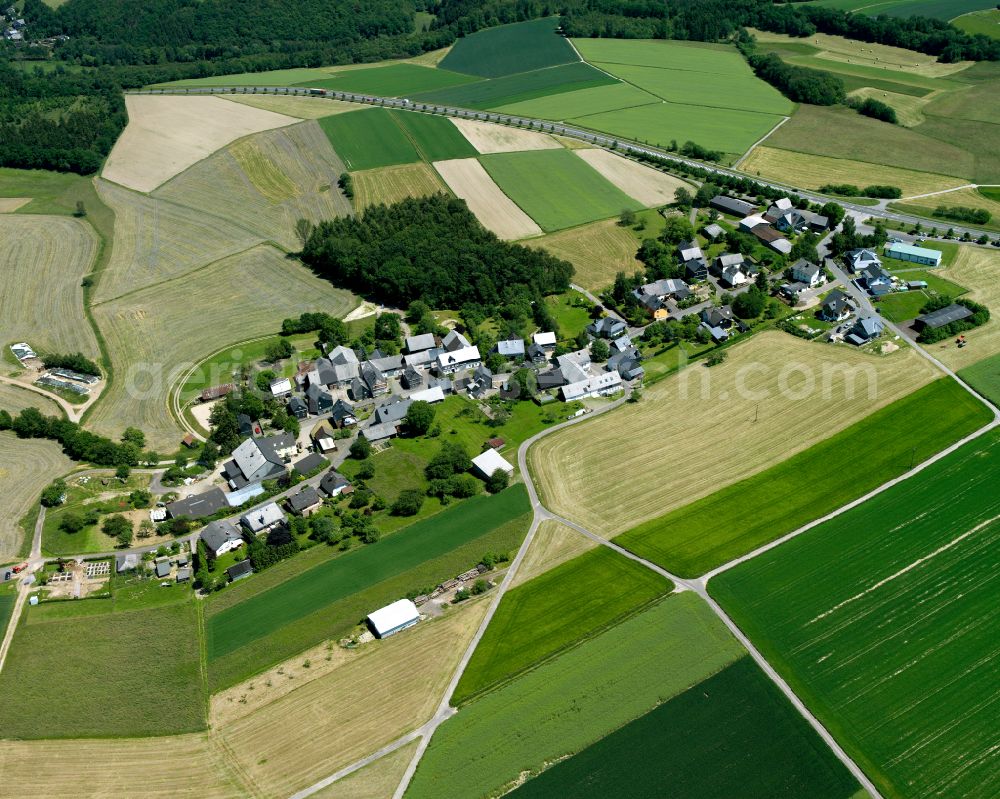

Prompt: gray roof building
xmin=442 ymin=330 xmax=471 ymax=352
xmin=201 ymin=520 xmax=243 ymax=557
xmin=373 ymin=396 xmax=412 ymax=425
xmin=496 ymin=338 xmax=526 ymax=357
xmin=288 ymin=486 xmax=322 ymax=515
xmin=405 ymin=333 xmax=437 ymax=353
xmin=167 ymin=487 xmax=228 ymax=520
xmin=319 ymin=471 xmax=351 ymax=497
xmin=710 ymin=195 xmax=755 ymax=217
xmin=227 ymin=559 xmax=253 ymax=582
xmin=917 ymin=304 xmax=974 ymax=329
xmin=294 ymin=452 xmax=327 ymax=477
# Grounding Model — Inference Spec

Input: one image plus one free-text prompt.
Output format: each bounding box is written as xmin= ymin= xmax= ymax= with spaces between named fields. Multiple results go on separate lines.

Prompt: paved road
xmin=132 ymin=86 xmax=998 ymax=241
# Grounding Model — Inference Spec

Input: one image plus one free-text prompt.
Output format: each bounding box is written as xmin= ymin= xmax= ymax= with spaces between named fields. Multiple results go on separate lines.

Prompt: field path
xmin=0 ymin=586 xmax=26 ymax=677
xmin=0 ymin=376 xmax=79 ymax=421
xmin=899 ymin=183 xmax=978 ymax=201
xmin=733 ymin=115 xmax=790 ymax=169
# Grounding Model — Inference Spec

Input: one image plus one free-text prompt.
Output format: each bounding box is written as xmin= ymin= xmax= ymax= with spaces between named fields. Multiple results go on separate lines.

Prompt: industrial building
xmin=366 ymin=598 xmax=420 ymax=639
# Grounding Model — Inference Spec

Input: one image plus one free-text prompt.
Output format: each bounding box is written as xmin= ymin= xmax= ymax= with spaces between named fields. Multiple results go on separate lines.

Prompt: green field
xmin=297 ymin=63 xmax=478 ymax=96
xmin=318 ymin=109 xmax=420 ymax=170
xmin=413 ymin=61 xmax=617 ymax=110
xmin=154 ymin=67 xmax=338 ymax=87
xmin=387 ymin=109 xmax=478 ymax=161
xmin=405 ymin=593 xmax=743 ymax=799
xmin=510 ymin=657 xmax=861 ymax=799
xmin=959 ymin=351 xmax=1000 ymax=406
xmin=954 ymin=9 xmax=1000 ymax=38
xmin=480 ymin=150 xmax=643 ymax=231
xmin=495 ymin=81 xmax=659 ymax=120
xmin=0 ymin=594 xmax=204 ymax=738
xmin=807 ymin=0 xmax=995 ymax=20
xmin=439 ymin=17 xmax=578 ymax=78
xmin=615 ymin=379 xmax=992 ymax=577
xmin=0 ymin=584 xmax=15 ymax=641
xmin=712 ymin=429 xmax=1000 ymax=799
xmin=206 ymin=487 xmax=531 ymax=688
xmin=452 ymin=547 xmax=672 ymax=704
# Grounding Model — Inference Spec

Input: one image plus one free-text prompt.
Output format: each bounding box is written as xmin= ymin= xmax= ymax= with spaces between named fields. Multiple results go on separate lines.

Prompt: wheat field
xmin=353 ymin=162 xmax=448 ymax=211
xmin=530 ymin=218 xmax=642 ymax=292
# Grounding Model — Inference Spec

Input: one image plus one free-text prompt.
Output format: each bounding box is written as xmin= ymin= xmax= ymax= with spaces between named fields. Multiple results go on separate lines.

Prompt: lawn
xmin=875 ymin=290 xmax=935 ymax=322
xmin=510 ymin=657 xmax=861 ymax=799
xmin=318 ymin=109 xmax=420 ymax=170
xmin=438 ymin=17 xmax=578 ymax=78
xmin=452 ymin=546 xmax=672 ymax=705
xmin=404 ymin=593 xmax=743 ymax=799
xmin=387 ymin=109 xmax=478 ymax=161
xmin=615 ymin=378 xmax=992 ymax=577
xmin=296 ymin=63 xmax=478 ymax=96
xmin=0 ymin=595 xmax=205 ymax=738
xmin=206 ymin=487 xmax=531 ymax=689
xmin=530 ymin=218 xmax=642 ymax=292
xmin=959 ymin=351 xmax=1000 ymax=406
xmin=711 ymin=429 xmax=1000 ymax=799
xmin=480 ymin=149 xmax=643 ymax=231
xmin=544 ymin=290 xmax=595 ymax=342
xmin=412 ymin=61 xmax=617 ymax=110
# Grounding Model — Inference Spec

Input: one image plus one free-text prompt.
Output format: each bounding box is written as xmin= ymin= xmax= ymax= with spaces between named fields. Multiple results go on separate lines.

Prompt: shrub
xmin=485 ymin=468 xmax=510 ymax=494
xmin=40 ymin=479 xmax=68 ymax=507
xmin=391 ymin=489 xmax=425 ymax=517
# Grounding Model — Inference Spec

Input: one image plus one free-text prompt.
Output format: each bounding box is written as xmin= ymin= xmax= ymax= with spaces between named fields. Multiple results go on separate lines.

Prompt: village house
xmin=240 ymin=502 xmax=286 ymax=534
xmin=330 ymin=398 xmax=357 ymax=428
xmin=495 ymin=338 xmax=526 ymax=359
xmin=305 ymin=383 xmax=334 ymax=415
xmin=311 ymin=421 xmax=337 ymax=454
xmin=846 ymin=248 xmax=881 ymax=274
xmin=319 ymin=470 xmax=352 ymax=498
xmin=561 ymin=371 xmax=623 ymax=401
xmin=286 ymin=396 xmax=308 ymax=420
xmin=711 ymin=254 xmax=749 ymax=288
xmin=588 ymin=316 xmax=627 ymax=339
xmin=846 ymin=316 xmax=885 ymax=345
xmin=222 ymin=433 xmax=297 ymax=489
xmin=287 ymin=486 xmax=323 ymax=517
xmin=436 ymin=344 xmax=481 ymax=375
xmin=166 ymin=487 xmax=228 ymax=520
xmin=405 ymin=333 xmax=437 ymax=353
xmin=200 ymin=520 xmax=244 ymax=558
xmin=820 ymin=289 xmax=854 ymax=322
xmin=532 ymin=331 xmax=557 ymax=351
xmin=790 ymin=259 xmax=824 ymax=288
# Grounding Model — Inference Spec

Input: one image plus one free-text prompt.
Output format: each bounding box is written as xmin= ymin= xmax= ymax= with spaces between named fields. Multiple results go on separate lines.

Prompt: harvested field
xmin=154 ymin=122 xmax=352 ymax=250
xmin=433 ymin=158 xmax=541 ymax=240
xmin=89 ymin=244 xmax=355 ymax=449
xmin=0 ymin=435 xmax=72 ymax=562
xmin=893 ymin=185 xmax=1000 ymax=223
xmin=352 ymin=162 xmax=448 ymax=211
xmin=0 ymin=383 xmax=62 ymax=416
xmin=102 ymin=95 xmax=296 ymax=193
xmin=0 ymin=734 xmax=245 ymax=799
xmin=739 ymin=145 xmax=966 ymax=197
xmin=0 ymin=215 xmax=98 ymax=360
xmin=847 ymin=86 xmax=932 ymax=127
xmin=0 ymin=198 xmax=29 ymax=212
xmin=223 ymin=94 xmax=366 ymax=118
xmin=530 ymin=332 xmax=938 ymax=541
xmin=449 ymin=117 xmax=561 ymax=153
xmin=311 ymin=742 xmax=418 ymax=799
xmin=94 ymin=179 xmax=265 ymax=303
xmin=573 ymin=148 xmax=693 ymax=207
xmin=510 ymin=520 xmax=597 ymax=588
xmin=530 ymin=219 xmax=642 ymax=292
xmin=214 ymin=600 xmax=489 ymax=799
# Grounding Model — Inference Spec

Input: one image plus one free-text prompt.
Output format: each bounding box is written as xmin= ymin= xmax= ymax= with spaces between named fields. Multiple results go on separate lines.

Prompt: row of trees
xmin=0 ymin=407 xmax=148 ymax=467
xmin=819 ymin=184 xmax=901 ymax=199
xmin=40 ymin=351 xmax=102 ymax=376
xmin=932 ymin=205 xmax=992 ymax=225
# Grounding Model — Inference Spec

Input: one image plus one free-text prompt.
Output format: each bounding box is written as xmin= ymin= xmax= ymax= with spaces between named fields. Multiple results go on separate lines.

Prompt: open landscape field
xmin=531 ymin=332 xmax=940 ymax=546
xmin=102 ymin=95 xmax=296 ymax=193
xmin=453 ymin=546 xmax=672 ymax=704
xmin=481 ymin=149 xmax=644 ymax=232
xmin=616 ymin=378 xmax=991 ymax=576
xmin=318 ymin=109 xmax=420 ymax=171
xmin=510 ymin=520 xmax=597 ymax=588
xmin=954 ymin=8 xmax=1000 ymax=38
xmin=297 ymin=62 xmax=478 ymax=96
xmin=959 ymin=351 xmax=1000 ymax=406
xmin=438 ymin=17 xmax=578 ymax=78
xmin=810 ymin=0 xmax=998 ymax=19
xmin=405 ymin=594 xmax=743 ymax=799
xmin=510 ymin=657 xmax=862 ymax=799
xmin=530 ymin=218 xmax=642 ymax=292
xmin=433 ymin=158 xmax=541 ymax=239
xmin=352 ymin=162 xmax=448 ymax=210
xmin=223 ymin=94 xmax=366 ymax=118
xmin=388 ymin=110 xmax=477 ymax=161
xmin=0 ymin=215 xmax=99 ymax=361
xmin=89 ymin=244 xmax=356 ymax=449
xmin=214 ymin=600 xmax=489 ymax=799
xmin=495 ymin=82 xmax=660 ymax=121
xmin=0 ymin=383 xmax=62 ymax=416
xmin=0 ymin=434 xmax=72 ymax=561
xmin=312 ymin=742 xmax=419 ymax=799
xmin=154 ymin=121 xmax=353 ymax=250
xmin=712 ymin=429 xmax=1000 ymax=799
xmin=891 ymin=186 xmax=1000 ymax=232
xmin=0 ymin=594 xmax=205 ymax=738
xmin=448 ymin=117 xmax=560 ymax=153
xmin=573 ymin=148 xmax=693 ymax=207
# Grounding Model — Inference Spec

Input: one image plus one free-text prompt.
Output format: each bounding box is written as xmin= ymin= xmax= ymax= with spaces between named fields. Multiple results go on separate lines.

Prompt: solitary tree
xmin=405 ymin=400 xmax=436 ymax=436
xmin=102 ymin=514 xmax=133 ymax=547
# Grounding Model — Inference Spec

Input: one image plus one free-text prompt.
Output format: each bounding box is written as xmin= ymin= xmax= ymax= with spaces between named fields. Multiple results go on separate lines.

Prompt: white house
xmin=790 ymin=259 xmax=824 ymax=288
xmin=408 ymin=386 xmax=445 ymax=404
xmin=367 ymin=598 xmax=420 ymax=638
xmin=532 ymin=331 xmax=557 ymax=350
xmin=201 ymin=520 xmax=244 ymax=558
xmin=269 ymin=377 xmax=292 ymax=397
xmin=436 ymin=345 xmax=481 ymax=375
xmin=561 ymin=372 xmax=623 ymax=401
xmin=738 ymin=213 xmax=767 ymax=232
xmin=471 ymin=448 xmax=514 ymax=481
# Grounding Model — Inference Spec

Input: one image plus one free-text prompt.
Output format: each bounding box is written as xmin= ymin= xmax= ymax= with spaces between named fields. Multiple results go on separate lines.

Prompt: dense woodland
xmin=302 ymin=194 xmax=574 ymax=320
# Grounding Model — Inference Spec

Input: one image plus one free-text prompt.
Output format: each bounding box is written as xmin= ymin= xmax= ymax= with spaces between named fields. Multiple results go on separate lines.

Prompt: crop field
xmin=530 ymin=218 xmax=642 ymax=292
xmin=453 ymin=546 xmax=671 ymax=704
xmin=387 ymin=110 xmax=477 ymax=161
xmin=313 ymin=742 xmax=419 ymax=799
xmin=480 ymin=150 xmax=644 ymax=232
xmin=738 ymin=146 xmax=966 ymax=197
xmin=531 ymin=331 xmax=940 ymax=545
xmin=573 ymin=148 xmax=694 ymax=207
xmin=954 ymin=9 xmax=1000 ymax=38
xmin=712 ymin=430 xmax=1000 ymax=799
xmin=413 ymin=61 xmax=617 ymax=110
xmin=510 ymin=520 xmax=597 ymax=588
xmin=847 ymin=86 xmax=933 ymax=127
xmin=0 ymin=383 xmax=62 ymax=416
xmin=159 ymin=67 xmax=341 ymax=86
xmin=495 ymin=82 xmax=659 ymax=120
xmin=434 ymin=158 xmax=541 ymax=240
xmin=298 ymin=63 xmax=478 ymax=96
xmin=616 ymin=378 xmax=991 ymax=577
xmin=102 ymin=95 xmax=296 ymax=193
xmin=448 ymin=117 xmax=561 ymax=153
xmin=0 ymin=435 xmax=72 ymax=562
xmin=439 ymin=17 xmax=578 ymax=78
xmin=89 ymin=244 xmax=355 ymax=449
xmin=154 ymin=121 xmax=352 ymax=250
xmin=404 ymin=594 xmax=743 ymax=799
xmin=0 ymin=734 xmax=245 ymax=799
xmin=0 ymin=596 xmax=204 ymax=738
xmin=223 ymin=94 xmax=367 ymax=118
xmin=510 ymin=657 xmax=861 ymax=799
xmin=959 ymin=352 xmax=1000 ymax=407
xmin=352 ymin=162 xmax=448 ymax=210
xmin=206 ymin=488 xmax=531 ymax=689
xmin=891 ymin=186 xmax=1000 ymax=230
xmin=214 ymin=600 xmax=489 ymax=799
xmin=0 ymin=215 xmax=99 ymax=361
xmin=318 ymin=109 xmax=420 ymax=171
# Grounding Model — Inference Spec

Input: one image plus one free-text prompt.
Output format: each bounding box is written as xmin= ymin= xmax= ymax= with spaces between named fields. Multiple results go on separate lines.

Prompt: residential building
xmin=710 ymin=195 xmax=754 ymax=217
xmin=441 ymin=330 xmax=471 ymax=352
xmin=496 ymin=338 xmax=525 ymax=358
xmin=269 ymin=377 xmax=292 ymax=397
xmin=471 ymin=448 xmax=514 ymax=480
xmin=287 ymin=396 xmax=308 ymax=420
xmin=288 ymin=487 xmax=322 ymax=517
xmin=774 ymin=209 xmax=810 ymax=234
xmin=240 ymin=502 xmax=286 ymax=534
xmin=436 ymin=345 xmax=481 ymax=375
xmin=405 ymin=333 xmax=437 ymax=353
xmin=588 ymin=316 xmax=627 ymax=339
xmin=860 ymin=263 xmax=894 ymax=297
xmin=166 ymin=487 xmax=228 ymax=520
xmin=360 ymin=421 xmax=398 ymax=442
xmin=319 ymin=471 xmax=352 ymax=498
xmin=701 ymin=305 xmax=735 ymax=329
xmin=369 ymin=354 xmax=404 ymax=378
xmin=401 ymin=365 xmax=423 ymax=390
xmin=790 ymin=259 xmax=824 ymax=288
xmin=331 ymin=399 xmax=357 ymax=428
xmin=360 ymin=361 xmax=388 ymax=397
xmin=846 ymin=316 xmax=885 ymax=345
xmin=293 ymin=452 xmax=327 ymax=477
xmin=367 ymin=598 xmax=420 ymax=639
xmin=820 ymin=289 xmax=854 ymax=322
xmin=532 ymin=331 xmax=557 ymax=350
xmin=311 ymin=421 xmax=337 ymax=454
xmin=556 ymin=350 xmax=591 ymax=384
xmin=915 ymin=303 xmax=973 ymax=331
xmin=846 ymin=248 xmax=881 ymax=273
xmin=700 ymin=322 xmax=729 ymax=343
xmin=686 ymin=258 xmax=709 ymax=281
xmin=677 ymin=240 xmax=703 ymax=263
xmin=561 ymin=371 xmax=623 ymax=401
xmin=526 ymin=342 xmax=548 ymax=364
xmin=305 ymin=383 xmax=334 ymax=415
xmin=884 ymin=242 xmax=942 ymax=267
xmin=201 ymin=520 xmax=244 ymax=558
xmin=222 ymin=434 xmax=296 ymax=489
xmin=739 ymin=213 xmax=767 ymax=233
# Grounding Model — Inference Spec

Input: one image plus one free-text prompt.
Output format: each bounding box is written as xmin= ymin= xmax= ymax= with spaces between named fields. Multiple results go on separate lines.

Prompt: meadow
xmin=891 ymin=186 xmax=1000 ymax=232
xmin=954 ymin=9 xmax=1000 ymax=39
xmin=405 ymin=593 xmax=742 ymax=799
xmin=352 ymin=162 xmax=448 ymax=210
xmin=0 ymin=595 xmax=205 ymax=738
xmin=510 ymin=658 xmax=862 ymax=799
xmin=495 ymin=82 xmax=659 ymax=121
xmin=438 ymin=17 xmax=578 ymax=78
xmin=959 ymin=352 xmax=1000 ymax=406
xmin=298 ymin=63 xmax=478 ymax=96
xmin=531 ymin=332 xmax=940 ymax=544
xmin=712 ymin=430 xmax=1000 ymax=799
xmin=616 ymin=378 xmax=991 ymax=577
xmin=387 ymin=109 xmax=477 ymax=161
xmin=318 ymin=109 xmax=420 ymax=170
xmin=510 ymin=519 xmax=597 ymax=587
xmin=480 ymin=149 xmax=643 ymax=231
xmin=0 ymin=215 xmax=99 ymax=362
xmin=530 ymin=219 xmax=643 ymax=291
xmin=0 ymin=584 xmax=15 ymax=639
xmin=224 ymin=94 xmax=367 ymax=118
xmin=452 ymin=546 xmax=672 ymax=704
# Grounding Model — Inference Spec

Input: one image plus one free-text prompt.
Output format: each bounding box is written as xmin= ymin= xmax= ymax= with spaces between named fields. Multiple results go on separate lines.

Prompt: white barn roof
xmin=367 ymin=598 xmax=419 ymax=638
xmin=409 ymin=386 xmax=445 ymax=404
xmin=471 ymin=448 xmax=514 ymax=479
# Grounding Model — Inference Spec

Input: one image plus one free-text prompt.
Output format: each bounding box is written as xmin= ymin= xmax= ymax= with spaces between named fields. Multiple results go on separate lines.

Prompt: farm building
xmin=200 ymin=384 xmax=234 ymax=402
xmin=703 ymin=223 xmax=724 ymax=240
xmin=361 ymin=421 xmax=398 ymax=442
xmin=405 ymin=333 xmax=437 ymax=353
xmin=442 ymin=330 xmax=471 ymax=352
xmin=367 ymin=598 xmax=420 ymax=639
xmin=409 ymin=386 xmax=446 ymax=404
xmin=471 ymin=448 xmax=514 ymax=481
xmin=293 ymin=452 xmax=327 ymax=477
xmin=269 ymin=377 xmax=292 ymax=397
xmin=884 ymin=243 xmax=942 ymax=267
xmin=167 ymin=487 xmax=228 ymax=520
xmin=915 ymin=304 xmax=973 ymax=331
xmin=227 ymin=559 xmax=253 ymax=583
xmin=710 ymin=195 xmax=754 ymax=217
xmin=201 ymin=520 xmax=244 ymax=558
